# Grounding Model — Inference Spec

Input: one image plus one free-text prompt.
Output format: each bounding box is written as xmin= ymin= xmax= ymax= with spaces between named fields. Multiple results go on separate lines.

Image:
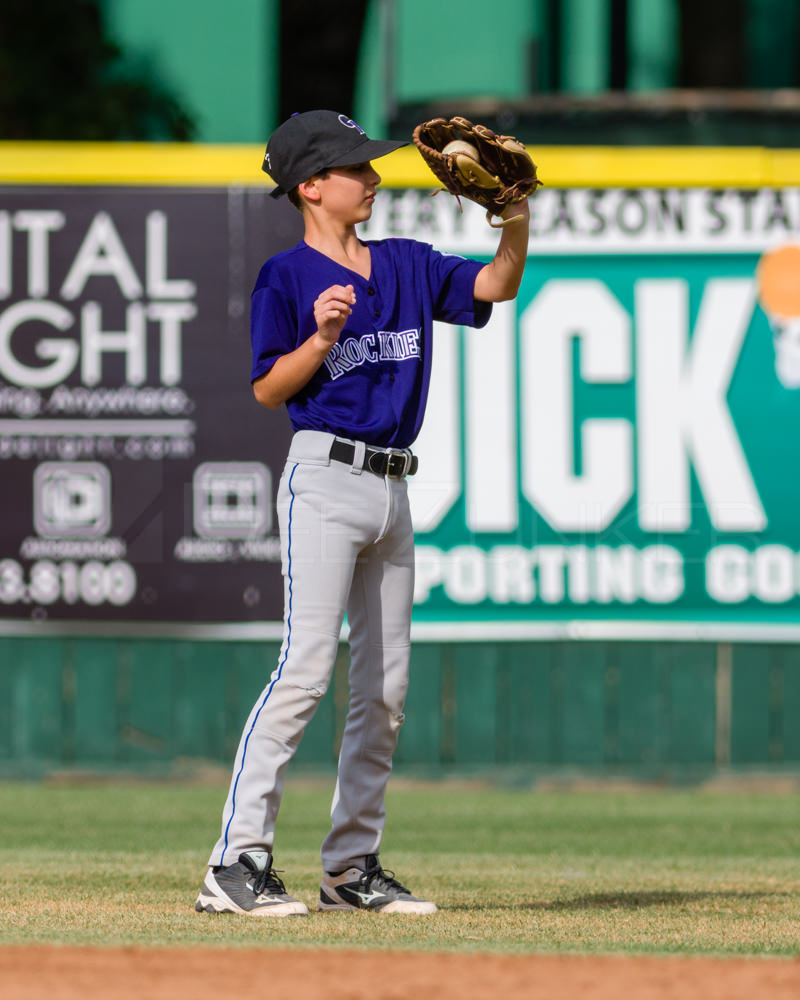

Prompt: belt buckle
xmin=386 ymin=450 xmax=410 ymax=480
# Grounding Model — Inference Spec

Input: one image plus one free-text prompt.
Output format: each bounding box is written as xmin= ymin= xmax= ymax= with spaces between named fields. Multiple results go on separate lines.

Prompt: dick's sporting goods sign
xmin=2 ymin=179 xmax=800 ymax=637
xmin=364 ymin=186 xmax=800 ymax=637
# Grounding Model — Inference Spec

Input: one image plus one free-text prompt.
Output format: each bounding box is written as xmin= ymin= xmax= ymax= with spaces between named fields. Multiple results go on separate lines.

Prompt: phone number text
xmin=0 ymin=559 xmax=137 ymax=606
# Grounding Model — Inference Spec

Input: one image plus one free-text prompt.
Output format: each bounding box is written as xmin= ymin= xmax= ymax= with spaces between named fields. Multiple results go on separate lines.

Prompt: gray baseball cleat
xmin=195 ymin=850 xmax=308 ymax=917
xmin=319 ymin=854 xmax=437 ymax=914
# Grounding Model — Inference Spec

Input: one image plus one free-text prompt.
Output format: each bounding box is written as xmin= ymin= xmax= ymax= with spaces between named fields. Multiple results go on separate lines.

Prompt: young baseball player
xmin=195 ymin=110 xmax=530 ymax=917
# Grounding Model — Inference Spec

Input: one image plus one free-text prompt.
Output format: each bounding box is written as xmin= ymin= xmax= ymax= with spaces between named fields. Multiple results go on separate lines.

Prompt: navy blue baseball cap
xmin=263 ymin=110 xmax=406 ymax=198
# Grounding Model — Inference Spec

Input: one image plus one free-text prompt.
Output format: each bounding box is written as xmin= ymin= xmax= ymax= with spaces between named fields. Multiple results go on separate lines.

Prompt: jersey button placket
xmin=367 ymin=285 xmax=380 ymax=320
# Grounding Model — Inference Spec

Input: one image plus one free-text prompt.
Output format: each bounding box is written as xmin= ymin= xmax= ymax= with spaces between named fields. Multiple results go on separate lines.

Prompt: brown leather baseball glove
xmin=412 ymin=117 xmax=542 ymax=227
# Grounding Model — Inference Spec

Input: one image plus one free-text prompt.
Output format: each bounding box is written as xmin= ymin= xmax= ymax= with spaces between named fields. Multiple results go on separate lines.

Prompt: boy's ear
xmin=297 ymin=176 xmax=322 ymax=203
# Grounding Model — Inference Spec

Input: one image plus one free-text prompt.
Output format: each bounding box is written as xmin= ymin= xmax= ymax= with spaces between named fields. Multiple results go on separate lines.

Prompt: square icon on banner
xmin=193 ymin=462 xmax=272 ymax=539
xmin=33 ymin=462 xmax=112 ymax=538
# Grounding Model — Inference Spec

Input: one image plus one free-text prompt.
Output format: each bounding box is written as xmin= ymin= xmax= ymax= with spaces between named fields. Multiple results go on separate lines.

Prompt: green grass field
xmin=0 ymin=778 xmax=798 ymax=956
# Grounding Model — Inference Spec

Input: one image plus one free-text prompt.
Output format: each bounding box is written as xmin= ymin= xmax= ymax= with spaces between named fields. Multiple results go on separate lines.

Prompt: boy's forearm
xmin=253 ymin=333 xmax=334 ymax=409
xmin=473 ymin=201 xmax=531 ymax=302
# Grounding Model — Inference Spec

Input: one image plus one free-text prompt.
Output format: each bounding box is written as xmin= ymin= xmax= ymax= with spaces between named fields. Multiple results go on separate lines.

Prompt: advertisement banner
xmin=0 ymin=186 xmax=301 ymax=626
xmin=361 ymin=186 xmax=800 ymax=635
xmin=3 ymin=178 xmax=800 ymax=637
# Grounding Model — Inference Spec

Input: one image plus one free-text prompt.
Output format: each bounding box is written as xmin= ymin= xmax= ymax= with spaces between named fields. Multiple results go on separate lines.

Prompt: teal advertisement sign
xmin=362 ymin=187 xmax=800 ymax=637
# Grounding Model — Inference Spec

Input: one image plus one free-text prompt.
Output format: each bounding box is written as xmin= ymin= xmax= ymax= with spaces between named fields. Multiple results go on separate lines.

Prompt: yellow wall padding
xmin=1 ymin=142 xmax=798 ymax=188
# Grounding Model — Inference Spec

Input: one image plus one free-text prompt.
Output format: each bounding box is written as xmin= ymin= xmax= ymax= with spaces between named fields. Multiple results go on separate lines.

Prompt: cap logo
xmin=264 ymin=151 xmax=271 ymax=168
xmin=338 ymin=114 xmax=366 ymax=135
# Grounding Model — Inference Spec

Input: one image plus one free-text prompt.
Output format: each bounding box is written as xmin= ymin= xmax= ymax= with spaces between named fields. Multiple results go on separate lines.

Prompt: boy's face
xmin=310 ymin=161 xmax=382 ymax=223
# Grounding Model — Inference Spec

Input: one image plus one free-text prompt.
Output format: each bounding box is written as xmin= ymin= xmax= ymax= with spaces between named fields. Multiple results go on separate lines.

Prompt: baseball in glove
xmin=412 ymin=117 xmax=542 ymax=227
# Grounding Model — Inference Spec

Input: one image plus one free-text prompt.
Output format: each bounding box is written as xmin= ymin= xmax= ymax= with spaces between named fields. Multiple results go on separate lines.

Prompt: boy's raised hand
xmin=314 ymin=284 xmax=356 ymax=344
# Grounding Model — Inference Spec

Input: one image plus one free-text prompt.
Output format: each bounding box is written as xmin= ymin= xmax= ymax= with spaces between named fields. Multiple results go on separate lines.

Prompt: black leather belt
xmin=330 ymin=440 xmax=418 ymax=479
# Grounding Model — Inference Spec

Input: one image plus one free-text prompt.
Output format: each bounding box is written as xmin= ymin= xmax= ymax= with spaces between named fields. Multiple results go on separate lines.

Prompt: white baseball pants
xmin=208 ymin=430 xmax=415 ymax=872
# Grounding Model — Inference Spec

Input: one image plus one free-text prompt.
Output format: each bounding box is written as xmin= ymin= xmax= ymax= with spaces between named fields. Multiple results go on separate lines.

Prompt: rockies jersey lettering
xmin=250 ymin=238 xmax=491 ymax=448
xmin=323 ymin=328 xmax=421 ymax=380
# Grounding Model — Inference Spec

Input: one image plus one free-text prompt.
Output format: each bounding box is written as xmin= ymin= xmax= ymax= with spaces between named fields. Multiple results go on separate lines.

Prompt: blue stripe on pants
xmin=220 ymin=463 xmax=298 ymax=865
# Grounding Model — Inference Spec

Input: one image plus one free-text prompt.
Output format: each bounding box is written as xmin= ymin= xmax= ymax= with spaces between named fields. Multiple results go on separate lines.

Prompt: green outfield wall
xmin=2 ymin=142 xmax=800 ymax=776
xmin=1 ymin=635 xmax=799 ymax=775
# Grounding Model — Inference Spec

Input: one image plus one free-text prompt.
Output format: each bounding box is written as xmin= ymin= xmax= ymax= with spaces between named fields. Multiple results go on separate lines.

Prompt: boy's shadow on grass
xmin=535 ymin=889 xmax=783 ymax=911
xmin=449 ymin=889 xmax=790 ymax=912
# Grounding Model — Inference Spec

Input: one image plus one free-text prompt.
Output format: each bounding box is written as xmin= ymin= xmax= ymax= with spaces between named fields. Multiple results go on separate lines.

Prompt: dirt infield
xmin=2 ymin=945 xmax=799 ymax=1000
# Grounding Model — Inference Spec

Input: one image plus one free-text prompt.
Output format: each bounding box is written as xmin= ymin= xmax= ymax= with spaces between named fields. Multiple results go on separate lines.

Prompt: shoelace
xmin=252 ymin=865 xmax=288 ymax=897
xmin=359 ymin=859 xmax=410 ymax=896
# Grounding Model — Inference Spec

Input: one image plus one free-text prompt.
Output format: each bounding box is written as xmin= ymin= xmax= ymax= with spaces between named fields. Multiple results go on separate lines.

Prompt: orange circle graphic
xmin=756 ymin=244 xmax=800 ymax=318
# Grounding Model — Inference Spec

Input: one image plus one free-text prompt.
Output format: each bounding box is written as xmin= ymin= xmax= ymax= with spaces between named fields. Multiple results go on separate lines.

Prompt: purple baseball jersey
xmin=250 ymin=238 xmax=492 ymax=449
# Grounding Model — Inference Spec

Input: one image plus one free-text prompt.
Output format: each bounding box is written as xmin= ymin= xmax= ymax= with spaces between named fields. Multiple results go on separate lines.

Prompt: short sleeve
xmin=250 ymin=279 xmax=298 ymax=383
xmin=425 ymin=247 xmax=493 ymax=329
